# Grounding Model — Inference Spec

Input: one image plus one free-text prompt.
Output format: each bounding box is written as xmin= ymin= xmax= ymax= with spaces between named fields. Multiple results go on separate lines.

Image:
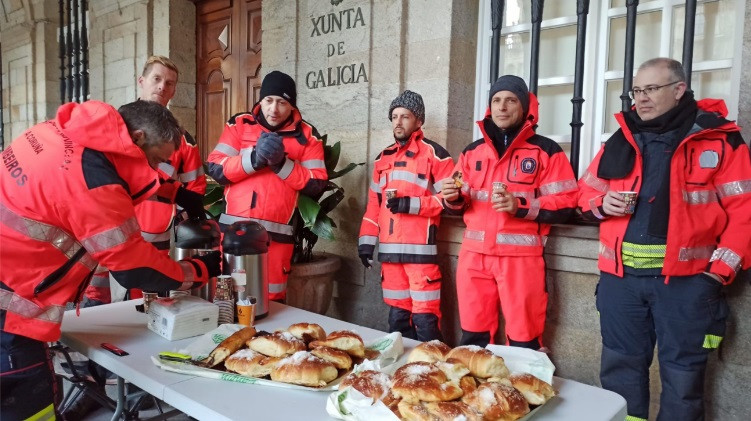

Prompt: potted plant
xmin=202 ymin=134 xmax=363 ymax=314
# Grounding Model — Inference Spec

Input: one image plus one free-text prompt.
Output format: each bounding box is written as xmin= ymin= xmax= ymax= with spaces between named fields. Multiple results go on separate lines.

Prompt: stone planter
xmin=286 ymin=253 xmax=341 ymax=314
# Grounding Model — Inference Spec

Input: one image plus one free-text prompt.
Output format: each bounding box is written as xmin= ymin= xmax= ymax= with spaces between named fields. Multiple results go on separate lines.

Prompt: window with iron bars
xmin=59 ymin=0 xmax=90 ymax=104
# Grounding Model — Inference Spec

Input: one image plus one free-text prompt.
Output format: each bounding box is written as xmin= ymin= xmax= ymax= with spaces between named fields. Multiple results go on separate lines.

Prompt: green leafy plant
xmin=201 ymin=134 xmax=363 ymax=264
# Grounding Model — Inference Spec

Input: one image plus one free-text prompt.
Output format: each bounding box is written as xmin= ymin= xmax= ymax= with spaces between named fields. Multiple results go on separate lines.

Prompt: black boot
xmin=459 ymin=329 xmax=490 ymax=347
xmin=388 ymin=306 xmax=417 ymax=340
xmin=508 ymin=336 xmax=542 ymax=350
xmin=61 ymin=384 xmax=103 ymax=421
xmin=413 ymin=313 xmax=443 ymax=342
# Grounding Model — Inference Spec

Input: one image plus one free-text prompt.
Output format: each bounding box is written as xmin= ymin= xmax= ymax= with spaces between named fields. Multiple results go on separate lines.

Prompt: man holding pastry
xmin=358 ymin=90 xmax=455 ymax=341
xmin=441 ymin=75 xmax=578 ymax=350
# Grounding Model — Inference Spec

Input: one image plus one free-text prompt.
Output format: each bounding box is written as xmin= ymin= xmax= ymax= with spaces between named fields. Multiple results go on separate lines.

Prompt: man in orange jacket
xmin=578 ymin=58 xmax=751 ymax=421
xmin=208 ymin=71 xmax=327 ymax=301
xmin=84 ymin=56 xmax=207 ymax=304
xmin=0 ymin=100 xmax=221 ymax=421
xmin=358 ymin=90 xmax=454 ymax=341
xmin=442 ymin=75 xmax=578 ymax=350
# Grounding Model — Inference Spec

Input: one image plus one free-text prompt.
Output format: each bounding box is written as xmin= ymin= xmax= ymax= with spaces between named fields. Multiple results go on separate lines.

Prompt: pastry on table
xmin=287 ymin=322 xmax=326 ymax=343
xmin=398 ymin=400 xmax=483 ymax=421
xmin=247 ymin=330 xmax=306 ymax=357
xmin=270 ymin=351 xmax=338 ymax=387
xmin=199 ymin=326 xmax=257 ymax=368
xmin=224 ymin=349 xmax=280 ymax=377
xmin=339 ymin=369 xmax=399 ymax=409
xmin=461 ymin=382 xmax=530 ymax=421
xmin=446 ymin=345 xmax=510 ymax=379
xmin=310 ymin=345 xmax=353 ymax=371
xmin=508 ymin=373 xmax=556 ymax=405
xmin=407 ymin=340 xmax=452 ymax=363
xmin=309 ymin=330 xmax=365 ymax=358
xmin=391 ymin=362 xmax=463 ymax=403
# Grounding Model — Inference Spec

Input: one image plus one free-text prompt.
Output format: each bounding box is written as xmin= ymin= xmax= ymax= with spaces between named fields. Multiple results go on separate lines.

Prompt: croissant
xmin=397 ymin=400 xmax=483 ymax=421
xmin=287 ymin=322 xmax=326 ymax=342
xmin=309 ymin=330 xmax=365 ymax=358
xmin=270 ymin=351 xmax=338 ymax=387
xmin=199 ymin=326 xmax=257 ymax=367
xmin=446 ymin=345 xmax=510 ymax=379
xmin=509 ymin=373 xmax=556 ymax=405
xmin=247 ymin=331 xmax=306 ymax=357
xmin=310 ymin=346 xmax=353 ymax=370
xmin=339 ymin=370 xmax=399 ymax=408
xmin=391 ymin=362 xmax=464 ymax=403
xmin=224 ymin=349 xmax=280 ymax=377
xmin=408 ymin=340 xmax=452 ymax=363
xmin=461 ymin=382 xmax=530 ymax=421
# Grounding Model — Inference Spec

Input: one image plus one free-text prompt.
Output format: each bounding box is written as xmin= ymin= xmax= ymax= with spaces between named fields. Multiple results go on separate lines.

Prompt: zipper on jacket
xmin=688 ymin=148 xmax=695 ymax=175
xmin=34 ymin=247 xmax=88 ymax=296
xmin=389 ymin=218 xmax=394 ymax=236
xmin=74 ymin=268 xmax=96 ymax=316
xmin=614 ymin=236 xmax=620 ymax=273
xmin=514 ymin=155 xmax=518 ymax=177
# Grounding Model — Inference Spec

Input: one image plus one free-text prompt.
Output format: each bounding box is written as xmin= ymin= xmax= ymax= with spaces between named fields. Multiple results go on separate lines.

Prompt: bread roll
xmin=461 ymin=382 xmax=530 ymax=421
xmin=200 ymin=326 xmax=257 ymax=367
xmin=391 ymin=362 xmax=463 ymax=403
xmin=310 ymin=346 xmax=353 ymax=370
xmin=408 ymin=340 xmax=452 ymax=363
xmin=309 ymin=330 xmax=365 ymax=358
xmin=224 ymin=349 xmax=280 ymax=377
xmin=270 ymin=351 xmax=338 ymax=387
xmin=446 ymin=345 xmax=510 ymax=379
xmin=339 ymin=370 xmax=398 ymax=408
xmin=287 ymin=323 xmax=326 ymax=342
xmin=509 ymin=373 xmax=556 ymax=405
xmin=247 ymin=331 xmax=306 ymax=357
xmin=398 ymin=400 xmax=483 ymax=421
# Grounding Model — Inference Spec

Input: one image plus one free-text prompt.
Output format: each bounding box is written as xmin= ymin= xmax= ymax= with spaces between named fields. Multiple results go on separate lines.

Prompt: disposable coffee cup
xmin=236 ymin=297 xmax=257 ymax=327
xmin=385 ymin=188 xmax=398 ymax=200
xmin=620 ymin=191 xmax=637 ymax=214
xmin=492 ymin=181 xmax=507 ymax=192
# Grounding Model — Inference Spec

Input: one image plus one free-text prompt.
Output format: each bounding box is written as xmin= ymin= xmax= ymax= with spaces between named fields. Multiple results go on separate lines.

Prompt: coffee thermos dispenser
xmin=173 ymin=219 xmax=221 ymax=300
xmin=221 ymin=221 xmax=270 ymax=319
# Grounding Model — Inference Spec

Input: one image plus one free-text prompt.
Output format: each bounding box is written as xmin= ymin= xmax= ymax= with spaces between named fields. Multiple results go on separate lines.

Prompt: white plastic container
xmin=147 ymin=295 xmax=218 ymax=341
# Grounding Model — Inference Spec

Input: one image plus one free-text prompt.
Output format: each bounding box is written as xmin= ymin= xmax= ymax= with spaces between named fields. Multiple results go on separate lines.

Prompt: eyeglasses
xmin=629 ymin=81 xmax=680 ymax=99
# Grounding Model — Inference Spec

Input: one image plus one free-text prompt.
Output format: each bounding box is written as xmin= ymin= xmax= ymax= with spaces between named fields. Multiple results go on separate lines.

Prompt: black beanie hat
xmin=488 ymin=75 xmax=529 ymax=116
xmin=260 ymin=71 xmax=297 ymax=108
xmin=388 ymin=90 xmax=425 ymax=123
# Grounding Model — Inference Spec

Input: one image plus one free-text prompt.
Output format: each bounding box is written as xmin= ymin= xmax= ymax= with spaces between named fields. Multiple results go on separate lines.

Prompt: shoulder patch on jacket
xmin=526 ymin=134 xmax=564 ymax=157
xmin=597 ymin=129 xmax=636 ymax=180
xmin=462 ymin=139 xmax=485 ymax=154
xmin=183 ymin=131 xmax=197 ymax=146
xmin=695 ymin=111 xmax=731 ymax=131
xmin=227 ymin=112 xmax=253 ymax=125
xmin=421 ymin=138 xmax=452 ymax=160
xmin=81 ymin=148 xmax=129 ymax=193
xmin=381 ymin=147 xmax=398 ymax=157
xmin=725 ymin=131 xmax=745 ymax=150
xmin=301 ymin=119 xmax=322 ymax=139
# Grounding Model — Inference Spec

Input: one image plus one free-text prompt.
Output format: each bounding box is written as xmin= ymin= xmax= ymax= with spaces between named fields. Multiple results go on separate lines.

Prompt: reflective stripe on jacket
xmin=206 ymin=105 xmax=326 ymax=243
xmin=449 ymin=93 xmax=578 ymax=257
xmin=0 ymin=101 xmax=209 ymax=342
xmin=578 ymin=98 xmax=751 ymax=283
xmin=358 ymin=129 xmax=454 ymax=263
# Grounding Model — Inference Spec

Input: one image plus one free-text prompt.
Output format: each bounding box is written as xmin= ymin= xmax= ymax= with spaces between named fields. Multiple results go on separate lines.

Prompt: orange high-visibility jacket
xmin=445 ymin=93 xmax=578 ymax=257
xmin=206 ymin=105 xmax=327 ymax=242
xmin=135 ymin=133 xmax=207 ymax=241
xmin=0 ymin=101 xmax=210 ymax=342
xmin=358 ymin=129 xmax=455 ymax=263
xmin=578 ymin=99 xmax=751 ymax=283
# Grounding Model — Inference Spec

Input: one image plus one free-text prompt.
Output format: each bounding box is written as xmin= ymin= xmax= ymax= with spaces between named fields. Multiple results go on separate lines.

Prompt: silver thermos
xmin=174 ymin=219 xmax=221 ymax=300
xmin=221 ymin=221 xmax=270 ymax=319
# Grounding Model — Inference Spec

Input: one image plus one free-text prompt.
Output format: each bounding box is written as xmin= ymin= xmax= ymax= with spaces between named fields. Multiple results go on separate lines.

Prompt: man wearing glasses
xmin=578 ymin=57 xmax=751 ymax=420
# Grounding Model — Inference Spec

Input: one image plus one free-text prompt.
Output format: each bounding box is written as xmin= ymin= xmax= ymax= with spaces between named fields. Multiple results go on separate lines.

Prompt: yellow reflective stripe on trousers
xmin=25 ymin=402 xmax=55 ymax=421
xmin=703 ymin=334 xmax=723 ymax=349
xmin=621 ymin=242 xmax=666 ymax=269
xmin=625 ymin=416 xmax=647 ymax=421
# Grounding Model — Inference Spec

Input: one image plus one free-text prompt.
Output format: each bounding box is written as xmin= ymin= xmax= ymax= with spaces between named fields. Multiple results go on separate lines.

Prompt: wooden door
xmin=196 ymin=0 xmax=263 ymax=161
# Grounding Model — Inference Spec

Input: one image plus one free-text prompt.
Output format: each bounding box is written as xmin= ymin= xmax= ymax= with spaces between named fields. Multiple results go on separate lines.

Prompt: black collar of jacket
xmin=251 ymin=109 xmax=309 ymax=145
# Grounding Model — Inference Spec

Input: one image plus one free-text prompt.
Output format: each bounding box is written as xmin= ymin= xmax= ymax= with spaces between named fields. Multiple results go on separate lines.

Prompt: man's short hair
xmin=639 ymin=57 xmax=686 ymax=82
xmin=141 ymin=55 xmax=179 ymax=79
xmin=118 ymin=100 xmax=182 ymax=149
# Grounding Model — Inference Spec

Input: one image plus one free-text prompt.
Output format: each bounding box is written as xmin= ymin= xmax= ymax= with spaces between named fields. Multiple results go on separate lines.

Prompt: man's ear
xmin=674 ymin=81 xmax=688 ymax=100
xmin=132 ymin=129 xmax=146 ymax=147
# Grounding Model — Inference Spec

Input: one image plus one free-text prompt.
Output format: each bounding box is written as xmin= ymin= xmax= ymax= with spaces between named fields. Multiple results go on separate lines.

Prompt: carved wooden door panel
xmin=196 ymin=0 xmax=262 ymax=161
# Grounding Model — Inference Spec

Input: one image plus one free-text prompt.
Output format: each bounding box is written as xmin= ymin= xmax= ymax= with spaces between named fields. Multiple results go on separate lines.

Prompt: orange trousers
xmin=381 ymin=262 xmax=442 ymax=317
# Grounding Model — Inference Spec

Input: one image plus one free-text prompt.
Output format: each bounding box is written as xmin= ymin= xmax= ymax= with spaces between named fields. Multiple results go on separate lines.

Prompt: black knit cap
xmin=259 ymin=71 xmax=297 ymax=108
xmin=488 ymin=75 xmax=529 ymax=116
xmin=388 ymin=90 xmax=425 ymax=123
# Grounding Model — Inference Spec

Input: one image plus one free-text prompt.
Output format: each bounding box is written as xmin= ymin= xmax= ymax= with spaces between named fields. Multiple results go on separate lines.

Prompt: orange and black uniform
xmin=445 ymin=93 xmax=578 ymax=348
xmin=0 ymin=101 xmax=213 ymax=420
xmin=578 ymin=96 xmax=751 ymax=420
xmin=358 ymin=129 xmax=454 ymax=341
xmin=207 ymin=104 xmax=327 ymax=301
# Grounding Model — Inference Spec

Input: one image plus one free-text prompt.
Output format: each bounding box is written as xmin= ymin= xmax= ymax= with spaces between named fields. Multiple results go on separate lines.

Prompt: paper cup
xmin=492 ymin=181 xmax=507 ymax=192
xmin=620 ymin=191 xmax=638 ymax=214
xmin=143 ymin=292 xmax=158 ymax=314
xmin=237 ymin=302 xmax=256 ymax=327
xmin=385 ymin=188 xmax=397 ymax=200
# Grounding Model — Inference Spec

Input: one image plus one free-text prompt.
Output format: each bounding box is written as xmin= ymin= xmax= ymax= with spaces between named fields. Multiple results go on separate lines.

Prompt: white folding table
xmin=60 ymin=300 xmax=626 ymax=421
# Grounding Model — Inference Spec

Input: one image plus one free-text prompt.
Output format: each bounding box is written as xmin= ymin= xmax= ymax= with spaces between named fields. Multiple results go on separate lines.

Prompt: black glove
xmin=250 ymin=149 xmax=267 ymax=170
xmin=359 ymin=254 xmax=373 ymax=269
xmin=256 ymin=132 xmax=285 ymax=166
xmin=175 ymin=186 xmax=206 ymax=220
xmin=192 ymin=251 xmax=222 ymax=278
xmin=386 ymin=197 xmax=413 ymax=214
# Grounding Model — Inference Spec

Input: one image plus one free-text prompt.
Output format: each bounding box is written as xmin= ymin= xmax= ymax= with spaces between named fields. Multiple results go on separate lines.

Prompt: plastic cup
xmin=237 ymin=302 xmax=256 ymax=327
xmin=620 ymin=191 xmax=638 ymax=214
xmin=385 ymin=188 xmax=397 ymax=200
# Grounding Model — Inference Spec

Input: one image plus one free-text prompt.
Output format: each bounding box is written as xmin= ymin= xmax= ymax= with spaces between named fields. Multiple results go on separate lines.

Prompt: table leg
xmin=111 ymin=377 xmax=125 ymax=421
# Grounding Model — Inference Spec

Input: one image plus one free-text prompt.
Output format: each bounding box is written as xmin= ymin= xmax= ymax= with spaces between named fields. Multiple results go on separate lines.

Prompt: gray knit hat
xmin=488 ymin=75 xmax=529 ymax=116
xmin=388 ymin=90 xmax=425 ymax=123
